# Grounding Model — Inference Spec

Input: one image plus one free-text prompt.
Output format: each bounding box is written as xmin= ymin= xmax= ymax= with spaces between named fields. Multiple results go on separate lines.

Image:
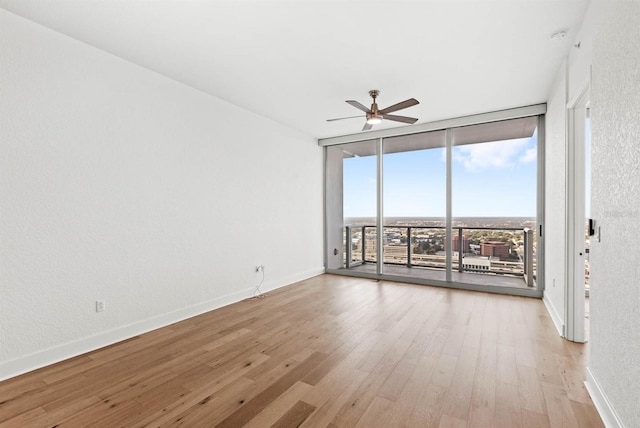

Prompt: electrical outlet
xmin=96 ymin=300 xmax=105 ymax=312
xmin=256 ymin=265 xmax=264 ymax=272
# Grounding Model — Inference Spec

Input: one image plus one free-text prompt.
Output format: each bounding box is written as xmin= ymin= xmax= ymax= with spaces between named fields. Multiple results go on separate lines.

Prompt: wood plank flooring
xmin=0 ymin=274 xmax=603 ymax=427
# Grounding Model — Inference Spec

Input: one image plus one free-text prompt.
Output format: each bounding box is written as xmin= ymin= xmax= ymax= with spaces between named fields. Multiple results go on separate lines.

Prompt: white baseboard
xmin=585 ymin=367 xmax=625 ymax=428
xmin=0 ymin=268 xmax=324 ymax=382
xmin=542 ymin=293 xmax=564 ymax=336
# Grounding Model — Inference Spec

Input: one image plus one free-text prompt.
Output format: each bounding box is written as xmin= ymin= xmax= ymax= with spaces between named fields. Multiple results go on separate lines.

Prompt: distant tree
xmin=413 ymin=241 xmax=433 ymax=255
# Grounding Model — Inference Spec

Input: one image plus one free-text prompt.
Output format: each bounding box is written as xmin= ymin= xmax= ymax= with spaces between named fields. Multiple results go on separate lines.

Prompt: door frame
xmin=565 ymin=81 xmax=590 ymax=343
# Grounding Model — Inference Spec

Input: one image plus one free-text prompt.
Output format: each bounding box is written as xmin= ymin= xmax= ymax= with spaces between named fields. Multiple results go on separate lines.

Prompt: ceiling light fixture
xmin=366 ymin=114 xmax=383 ymax=125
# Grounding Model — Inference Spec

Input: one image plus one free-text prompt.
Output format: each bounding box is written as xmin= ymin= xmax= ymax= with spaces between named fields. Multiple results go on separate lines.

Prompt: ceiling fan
xmin=327 ymin=90 xmax=419 ymax=131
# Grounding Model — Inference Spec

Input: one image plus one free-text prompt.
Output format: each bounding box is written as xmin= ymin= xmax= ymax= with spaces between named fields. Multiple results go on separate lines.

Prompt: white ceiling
xmin=0 ymin=0 xmax=589 ymax=139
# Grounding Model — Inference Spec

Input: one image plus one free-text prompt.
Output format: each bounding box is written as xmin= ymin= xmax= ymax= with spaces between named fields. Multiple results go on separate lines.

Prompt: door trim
xmin=565 ymin=81 xmax=590 ymax=343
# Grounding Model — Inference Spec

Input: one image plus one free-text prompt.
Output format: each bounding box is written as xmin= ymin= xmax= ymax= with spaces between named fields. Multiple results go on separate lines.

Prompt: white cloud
xmin=519 ymin=147 xmax=537 ymax=163
xmin=453 ymin=138 xmax=532 ymax=172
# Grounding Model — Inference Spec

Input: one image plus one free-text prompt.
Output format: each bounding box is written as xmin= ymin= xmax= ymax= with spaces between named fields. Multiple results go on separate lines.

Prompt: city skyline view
xmin=343 ymin=133 xmax=538 ymax=219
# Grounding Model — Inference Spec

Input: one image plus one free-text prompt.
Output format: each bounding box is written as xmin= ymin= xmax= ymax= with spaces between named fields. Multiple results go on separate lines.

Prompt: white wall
xmin=588 ymin=2 xmax=640 ymax=427
xmin=325 ymin=146 xmax=344 ymax=270
xmin=543 ymin=0 xmax=598 ymax=337
xmin=0 ymin=10 xmax=323 ymax=380
xmin=542 ymin=59 xmax=567 ymax=335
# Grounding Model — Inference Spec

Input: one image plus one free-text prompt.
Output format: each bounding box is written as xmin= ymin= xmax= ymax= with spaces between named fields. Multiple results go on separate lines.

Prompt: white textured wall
xmin=0 ymin=10 xmax=323 ymax=379
xmin=567 ymin=3 xmax=596 ymax=103
xmin=543 ymin=60 xmax=567 ymax=335
xmin=589 ymin=2 xmax=640 ymax=427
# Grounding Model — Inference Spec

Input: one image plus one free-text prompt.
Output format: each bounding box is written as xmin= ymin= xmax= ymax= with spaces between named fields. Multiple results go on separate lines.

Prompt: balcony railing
xmin=344 ymin=225 xmax=536 ymax=286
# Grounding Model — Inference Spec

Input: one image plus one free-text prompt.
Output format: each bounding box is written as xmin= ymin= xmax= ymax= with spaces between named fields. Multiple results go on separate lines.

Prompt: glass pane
xmin=341 ymin=140 xmax=377 ymax=272
xmin=382 ymin=131 xmax=446 ymax=281
xmin=451 ymin=117 xmax=538 ymax=289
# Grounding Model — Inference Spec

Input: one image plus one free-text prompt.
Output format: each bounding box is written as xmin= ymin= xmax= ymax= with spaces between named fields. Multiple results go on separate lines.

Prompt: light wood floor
xmin=0 ymin=274 xmax=603 ymax=427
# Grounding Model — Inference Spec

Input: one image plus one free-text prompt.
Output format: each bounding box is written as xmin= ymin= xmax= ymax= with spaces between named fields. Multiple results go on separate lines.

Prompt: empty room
xmin=1 ymin=1 xmax=638 ymax=427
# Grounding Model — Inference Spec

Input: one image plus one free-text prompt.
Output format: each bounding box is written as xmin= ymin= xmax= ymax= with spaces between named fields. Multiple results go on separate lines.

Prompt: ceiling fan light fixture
xmin=366 ymin=114 xmax=383 ymax=125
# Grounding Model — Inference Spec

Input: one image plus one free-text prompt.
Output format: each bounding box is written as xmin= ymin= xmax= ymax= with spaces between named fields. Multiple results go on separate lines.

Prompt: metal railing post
xmin=361 ymin=226 xmax=366 ymax=263
xmin=524 ymin=228 xmax=534 ymax=286
xmin=345 ymin=226 xmax=352 ymax=269
xmin=458 ymin=227 xmax=464 ymax=273
xmin=407 ymin=227 xmax=412 ymax=268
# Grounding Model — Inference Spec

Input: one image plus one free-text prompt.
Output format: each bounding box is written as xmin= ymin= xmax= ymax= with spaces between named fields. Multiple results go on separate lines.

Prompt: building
xmin=462 ymin=256 xmax=491 ymax=272
xmin=480 ymin=241 xmax=510 ymax=259
xmin=451 ymin=235 xmax=470 ymax=253
xmin=1 ymin=2 xmax=638 ymax=427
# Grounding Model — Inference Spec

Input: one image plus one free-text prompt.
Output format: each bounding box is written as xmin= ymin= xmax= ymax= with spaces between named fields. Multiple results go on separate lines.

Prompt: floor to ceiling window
xmin=451 ymin=118 xmax=539 ymax=289
xmin=323 ymin=107 xmax=545 ymax=296
xmin=341 ymin=140 xmax=377 ymax=269
xmin=381 ymin=131 xmax=446 ymax=281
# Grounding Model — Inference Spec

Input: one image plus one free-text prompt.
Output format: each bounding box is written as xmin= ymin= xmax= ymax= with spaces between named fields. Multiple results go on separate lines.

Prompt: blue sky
xmin=343 ymin=133 xmax=538 ymax=218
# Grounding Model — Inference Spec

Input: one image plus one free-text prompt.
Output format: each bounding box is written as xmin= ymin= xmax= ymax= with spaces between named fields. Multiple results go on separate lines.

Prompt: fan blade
xmin=326 ymin=115 xmax=365 ymax=122
xmin=346 ymin=100 xmax=371 ymax=113
xmin=362 ymin=122 xmax=373 ymax=131
xmin=382 ymin=114 xmax=418 ymax=124
xmin=379 ymin=98 xmax=419 ymax=114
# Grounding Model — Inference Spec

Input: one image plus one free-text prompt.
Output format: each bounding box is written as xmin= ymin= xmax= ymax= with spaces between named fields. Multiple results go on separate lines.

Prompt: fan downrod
xmin=368 ymin=90 xmax=380 ymax=118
